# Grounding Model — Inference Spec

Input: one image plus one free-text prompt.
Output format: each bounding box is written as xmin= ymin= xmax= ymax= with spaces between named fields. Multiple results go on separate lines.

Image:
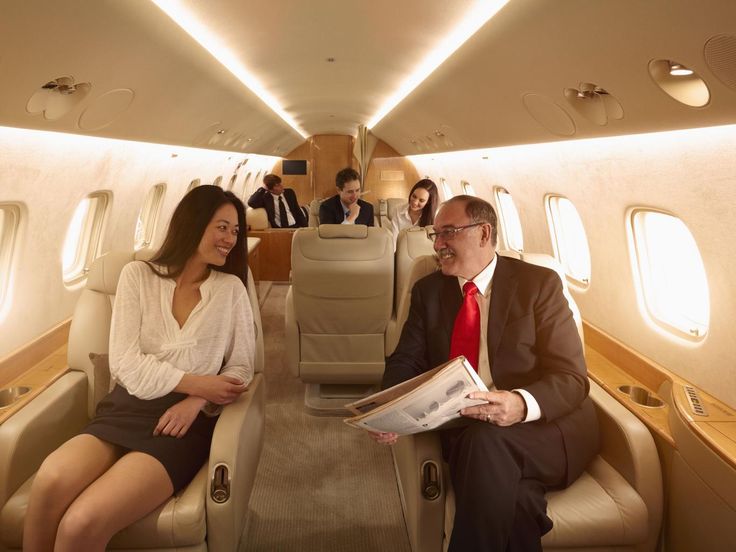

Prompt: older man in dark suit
xmin=373 ymin=195 xmax=599 ymax=552
xmin=247 ymin=174 xmax=307 ymax=228
xmin=318 ymin=167 xmax=374 ymax=226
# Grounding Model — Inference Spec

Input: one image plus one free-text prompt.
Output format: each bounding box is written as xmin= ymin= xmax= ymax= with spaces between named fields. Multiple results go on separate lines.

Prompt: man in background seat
xmin=318 ymin=167 xmax=374 ymax=226
xmin=247 ymin=173 xmax=308 ymax=228
xmin=372 ymin=195 xmax=598 ymax=552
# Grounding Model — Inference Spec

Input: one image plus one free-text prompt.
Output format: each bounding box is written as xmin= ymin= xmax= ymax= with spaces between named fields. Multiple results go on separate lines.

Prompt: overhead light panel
xmin=367 ymin=0 xmax=509 ymax=129
xmin=150 ymin=0 xmax=309 ymax=139
xmin=669 ymin=62 xmax=694 ymax=76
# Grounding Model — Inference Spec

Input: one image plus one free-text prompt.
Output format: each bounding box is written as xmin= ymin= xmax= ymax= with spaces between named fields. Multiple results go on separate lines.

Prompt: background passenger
xmin=371 ymin=195 xmax=598 ymax=552
xmin=23 ymin=185 xmax=255 ymax=552
xmin=247 ymin=173 xmax=308 ymax=228
xmin=319 ymin=167 xmax=375 ymax=226
xmin=391 ymin=178 xmax=439 ymax=247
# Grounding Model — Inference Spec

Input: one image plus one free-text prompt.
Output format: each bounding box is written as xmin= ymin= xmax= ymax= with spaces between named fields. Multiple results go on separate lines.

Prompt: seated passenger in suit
xmin=247 ymin=173 xmax=308 ymax=228
xmin=318 ymin=167 xmax=374 ymax=226
xmin=370 ymin=195 xmax=599 ymax=552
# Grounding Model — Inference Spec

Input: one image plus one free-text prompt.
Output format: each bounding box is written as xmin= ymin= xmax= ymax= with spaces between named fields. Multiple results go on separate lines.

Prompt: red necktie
xmin=449 ymin=281 xmax=480 ymax=372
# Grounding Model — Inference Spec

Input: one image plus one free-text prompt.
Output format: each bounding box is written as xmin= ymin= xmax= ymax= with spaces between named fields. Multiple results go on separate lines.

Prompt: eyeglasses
xmin=426 ymin=222 xmax=484 ymax=242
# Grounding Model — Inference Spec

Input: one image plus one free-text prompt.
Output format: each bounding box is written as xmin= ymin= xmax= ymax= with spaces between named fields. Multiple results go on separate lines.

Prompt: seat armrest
xmin=392 ymin=432 xmax=446 ymax=552
xmin=206 ymin=373 xmax=266 ymax=552
xmin=589 ymin=380 xmax=663 ymax=551
xmin=0 ymin=372 xmax=88 ymax=506
xmin=285 ymin=286 xmax=299 ymax=377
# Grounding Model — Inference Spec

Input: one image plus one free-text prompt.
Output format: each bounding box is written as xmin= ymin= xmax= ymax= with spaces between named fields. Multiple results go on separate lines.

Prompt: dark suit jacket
xmin=247 ymin=187 xmax=307 ymax=228
xmin=383 ymin=255 xmax=599 ymax=485
xmin=318 ymin=194 xmax=374 ymax=226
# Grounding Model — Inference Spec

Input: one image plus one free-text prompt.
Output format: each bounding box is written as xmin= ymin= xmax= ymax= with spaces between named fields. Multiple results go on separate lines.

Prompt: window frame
xmin=134 ymin=183 xmax=166 ymax=251
xmin=493 ymin=187 xmax=524 ymax=253
xmin=545 ymin=194 xmax=591 ymax=289
xmin=628 ymin=207 xmax=710 ymax=341
xmin=440 ymin=177 xmax=453 ymax=200
xmin=0 ymin=203 xmax=21 ymax=317
xmin=461 ymin=180 xmax=476 ymax=196
xmin=62 ymin=191 xmax=111 ymax=286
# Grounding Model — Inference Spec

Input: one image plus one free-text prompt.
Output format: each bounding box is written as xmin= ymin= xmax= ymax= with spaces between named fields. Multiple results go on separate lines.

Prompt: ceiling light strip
xmin=366 ymin=0 xmax=509 ymax=130
xmin=150 ymin=0 xmax=309 ymax=139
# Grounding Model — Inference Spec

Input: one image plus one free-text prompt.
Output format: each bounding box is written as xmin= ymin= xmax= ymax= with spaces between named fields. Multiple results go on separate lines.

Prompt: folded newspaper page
xmin=343 ymin=356 xmax=488 ymax=435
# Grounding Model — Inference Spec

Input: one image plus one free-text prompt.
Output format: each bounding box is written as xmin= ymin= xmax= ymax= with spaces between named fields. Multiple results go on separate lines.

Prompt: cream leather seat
xmin=0 ymin=251 xmax=266 ymax=552
xmin=391 ymin=252 xmax=662 ymax=552
xmin=378 ymin=197 xmax=407 ymax=228
xmin=308 ymin=198 xmax=322 ymax=227
xmin=246 ymin=206 xmax=270 ymax=230
xmin=386 ymin=227 xmax=436 ymax=355
xmin=286 ymin=225 xmax=393 ymax=387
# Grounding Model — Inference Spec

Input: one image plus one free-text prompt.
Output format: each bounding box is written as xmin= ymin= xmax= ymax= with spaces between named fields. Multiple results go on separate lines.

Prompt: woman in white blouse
xmin=24 ymin=186 xmax=255 ymax=552
xmin=391 ymin=179 xmax=439 ymax=248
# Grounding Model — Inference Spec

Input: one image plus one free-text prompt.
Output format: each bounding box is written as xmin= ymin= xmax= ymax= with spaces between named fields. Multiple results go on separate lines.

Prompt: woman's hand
xmin=177 ymin=374 xmax=248 ymax=405
xmin=154 ymin=396 xmax=207 ymax=438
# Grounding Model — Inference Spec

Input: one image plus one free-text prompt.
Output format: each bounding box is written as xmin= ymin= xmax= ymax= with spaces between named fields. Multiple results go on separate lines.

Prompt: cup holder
xmin=0 ymin=386 xmax=31 ymax=409
xmin=617 ymin=385 xmax=665 ymax=408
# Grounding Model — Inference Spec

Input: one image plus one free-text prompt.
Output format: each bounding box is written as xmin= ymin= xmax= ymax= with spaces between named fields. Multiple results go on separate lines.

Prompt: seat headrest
xmin=497 ymin=248 xmax=522 ymax=260
xmin=318 ymin=224 xmax=368 ymax=239
xmin=387 ymin=198 xmax=406 ymax=221
xmin=399 ymin=227 xmax=434 ymax=257
xmin=246 ymin=207 xmax=270 ymax=230
xmin=86 ymin=251 xmax=135 ymax=294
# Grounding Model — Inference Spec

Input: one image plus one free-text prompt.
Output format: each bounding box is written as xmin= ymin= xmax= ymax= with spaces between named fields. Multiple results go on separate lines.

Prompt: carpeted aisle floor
xmin=241 ymin=284 xmax=411 ymax=552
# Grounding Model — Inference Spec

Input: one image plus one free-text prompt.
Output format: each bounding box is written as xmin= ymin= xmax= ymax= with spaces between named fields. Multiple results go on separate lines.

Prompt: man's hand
xmin=178 ymin=374 xmax=248 ymax=405
xmin=346 ymin=202 xmax=361 ymax=223
xmin=368 ymin=431 xmax=399 ymax=445
xmin=460 ymin=390 xmax=526 ymax=426
xmin=154 ymin=396 xmax=207 ymax=438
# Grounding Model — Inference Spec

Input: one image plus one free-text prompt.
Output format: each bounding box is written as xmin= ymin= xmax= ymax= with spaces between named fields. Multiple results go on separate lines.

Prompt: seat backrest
xmin=378 ymin=197 xmax=406 ymax=228
xmin=394 ymin=227 xmax=435 ymax=313
xmin=308 ymin=198 xmax=322 ymax=227
xmin=290 ymin=225 xmax=394 ymax=383
xmin=67 ymin=251 xmax=264 ymax=418
xmin=246 ymin=207 xmax=270 ymax=230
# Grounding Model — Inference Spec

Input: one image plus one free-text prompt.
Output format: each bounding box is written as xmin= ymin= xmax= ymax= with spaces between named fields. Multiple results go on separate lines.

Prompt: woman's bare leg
xmin=54 ymin=451 xmax=174 ymax=552
xmin=23 ymin=434 xmax=122 ymax=552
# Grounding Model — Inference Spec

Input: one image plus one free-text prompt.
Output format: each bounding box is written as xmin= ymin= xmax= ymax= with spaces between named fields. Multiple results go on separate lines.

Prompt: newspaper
xmin=343 ymin=356 xmax=488 ymax=434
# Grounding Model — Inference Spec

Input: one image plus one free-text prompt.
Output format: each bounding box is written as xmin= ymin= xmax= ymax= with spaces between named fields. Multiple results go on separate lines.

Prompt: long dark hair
xmin=148 ymin=185 xmax=248 ymax=286
xmin=410 ymin=178 xmax=439 ymax=227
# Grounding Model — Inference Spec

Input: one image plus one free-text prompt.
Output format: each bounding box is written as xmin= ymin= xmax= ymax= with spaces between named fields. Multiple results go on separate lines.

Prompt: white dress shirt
xmin=391 ymin=204 xmax=419 ymax=249
xmin=458 ymin=254 xmax=542 ymax=422
xmin=109 ymin=261 xmax=255 ymax=400
xmin=271 ymin=192 xmax=296 ymax=227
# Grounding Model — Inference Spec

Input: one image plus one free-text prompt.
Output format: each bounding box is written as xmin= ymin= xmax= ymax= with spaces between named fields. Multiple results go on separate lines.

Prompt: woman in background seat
xmin=23 ymin=185 xmax=255 ymax=552
xmin=391 ymin=178 xmax=439 ymax=248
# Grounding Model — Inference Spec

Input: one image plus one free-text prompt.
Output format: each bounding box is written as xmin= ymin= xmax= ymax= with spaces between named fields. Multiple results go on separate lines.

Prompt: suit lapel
xmin=440 ymin=275 xmax=462 ymax=339
xmin=487 ymin=256 xmax=518 ymax=361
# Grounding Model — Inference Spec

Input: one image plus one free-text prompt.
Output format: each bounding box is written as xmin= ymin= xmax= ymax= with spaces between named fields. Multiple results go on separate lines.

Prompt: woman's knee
xmin=31 ymin=456 xmax=72 ymax=502
xmin=56 ymin=502 xmax=108 ymax=546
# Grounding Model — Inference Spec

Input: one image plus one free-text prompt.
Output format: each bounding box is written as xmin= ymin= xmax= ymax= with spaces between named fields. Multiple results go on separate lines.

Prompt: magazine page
xmin=344 ymin=356 xmax=488 ymax=434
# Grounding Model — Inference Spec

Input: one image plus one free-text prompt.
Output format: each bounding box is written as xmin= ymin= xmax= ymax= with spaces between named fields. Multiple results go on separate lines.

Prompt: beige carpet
xmin=241 ymin=283 xmax=411 ymax=552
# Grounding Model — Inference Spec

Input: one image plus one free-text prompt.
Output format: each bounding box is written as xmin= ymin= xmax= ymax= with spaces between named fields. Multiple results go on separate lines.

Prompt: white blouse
xmin=109 ymin=261 xmax=255 ymax=400
xmin=391 ymin=203 xmax=420 ymax=249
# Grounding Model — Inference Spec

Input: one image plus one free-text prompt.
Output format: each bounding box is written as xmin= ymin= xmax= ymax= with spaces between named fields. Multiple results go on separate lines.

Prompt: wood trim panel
xmin=0 ymin=319 xmax=71 ymax=388
xmin=246 ymin=229 xmax=295 ymax=282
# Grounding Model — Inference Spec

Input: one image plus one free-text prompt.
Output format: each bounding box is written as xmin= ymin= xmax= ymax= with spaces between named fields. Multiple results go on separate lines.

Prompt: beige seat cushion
xmin=1 ymin=467 xmax=207 ymax=549
xmin=442 ymin=456 xmax=648 ymax=549
xmin=246 ymin=207 xmax=269 ymax=230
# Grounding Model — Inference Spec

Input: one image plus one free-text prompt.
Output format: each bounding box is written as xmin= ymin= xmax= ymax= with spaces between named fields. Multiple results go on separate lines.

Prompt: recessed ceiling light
xmin=669 ymin=62 xmax=694 ymax=76
xmin=366 ymin=0 xmax=509 ymax=129
xmin=150 ymin=0 xmax=308 ymax=139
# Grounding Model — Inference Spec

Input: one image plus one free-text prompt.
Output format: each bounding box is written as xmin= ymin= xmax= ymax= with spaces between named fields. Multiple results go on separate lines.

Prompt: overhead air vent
xmin=563 ymin=83 xmax=623 ymax=126
xmin=704 ymin=34 xmax=736 ymax=91
xmin=78 ymin=88 xmax=135 ymax=131
xmin=26 ymin=76 xmax=91 ymax=121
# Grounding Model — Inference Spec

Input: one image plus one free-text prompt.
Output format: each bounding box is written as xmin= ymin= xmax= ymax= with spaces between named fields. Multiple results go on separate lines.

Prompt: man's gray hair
xmin=445 ymin=195 xmax=498 ymax=247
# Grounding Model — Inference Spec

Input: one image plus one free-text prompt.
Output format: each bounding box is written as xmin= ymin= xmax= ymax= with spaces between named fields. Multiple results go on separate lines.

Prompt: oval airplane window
xmin=241 ymin=172 xmax=253 ymax=201
xmin=134 ymin=183 xmax=166 ymax=251
xmin=462 ymin=181 xmax=476 ymax=196
xmin=440 ymin=178 xmax=454 ymax=200
xmin=227 ymin=174 xmax=237 ymax=191
xmin=0 ymin=204 xmax=21 ymax=320
xmin=630 ymin=209 xmax=710 ymax=340
xmin=62 ymin=192 xmax=111 ymax=286
xmin=213 ymin=176 xmax=223 ymax=187
xmin=494 ymin=188 xmax=524 ymax=253
xmin=187 ymin=178 xmax=201 ymax=194
xmin=545 ymin=195 xmax=591 ymax=288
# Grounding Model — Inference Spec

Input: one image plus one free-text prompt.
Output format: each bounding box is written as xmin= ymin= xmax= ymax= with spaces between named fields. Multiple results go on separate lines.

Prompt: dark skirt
xmin=82 ymin=384 xmax=217 ymax=493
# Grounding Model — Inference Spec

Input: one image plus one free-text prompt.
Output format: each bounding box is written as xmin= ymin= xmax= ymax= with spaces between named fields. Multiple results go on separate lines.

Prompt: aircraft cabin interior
xmin=1 ymin=1 xmax=735 ymax=551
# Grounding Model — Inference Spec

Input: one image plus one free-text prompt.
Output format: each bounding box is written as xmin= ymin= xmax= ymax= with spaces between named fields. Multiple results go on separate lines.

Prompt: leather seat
xmin=391 ymin=252 xmax=662 ymax=552
xmin=286 ymin=225 xmax=393 ymax=385
xmin=308 ymin=198 xmax=322 ymax=227
xmin=378 ymin=197 xmax=407 ymax=228
xmin=0 ymin=251 xmax=266 ymax=551
xmin=246 ymin=206 xmax=270 ymax=230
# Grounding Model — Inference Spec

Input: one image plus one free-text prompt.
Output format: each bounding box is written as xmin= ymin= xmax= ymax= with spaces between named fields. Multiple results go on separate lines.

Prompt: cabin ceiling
xmin=1 ymin=0 xmax=735 ymax=157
